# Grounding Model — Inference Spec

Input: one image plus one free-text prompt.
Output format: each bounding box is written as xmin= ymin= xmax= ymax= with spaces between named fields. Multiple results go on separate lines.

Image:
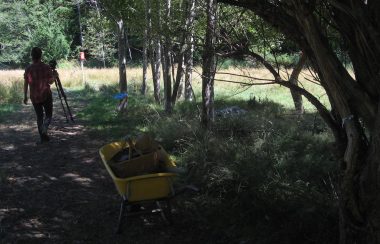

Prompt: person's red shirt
xmin=24 ymin=61 xmax=53 ymax=104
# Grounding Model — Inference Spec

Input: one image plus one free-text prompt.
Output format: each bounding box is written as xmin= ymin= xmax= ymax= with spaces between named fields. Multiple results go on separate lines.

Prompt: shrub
xmin=0 ymin=83 xmax=8 ymax=103
xmin=0 ymin=81 xmax=23 ymax=104
xmin=8 ymin=81 xmax=23 ymax=104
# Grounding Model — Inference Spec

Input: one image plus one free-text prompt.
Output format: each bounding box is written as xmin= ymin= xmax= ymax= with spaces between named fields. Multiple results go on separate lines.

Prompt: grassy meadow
xmin=0 ymin=65 xmax=329 ymax=111
xmin=0 ymin=66 xmax=339 ymax=243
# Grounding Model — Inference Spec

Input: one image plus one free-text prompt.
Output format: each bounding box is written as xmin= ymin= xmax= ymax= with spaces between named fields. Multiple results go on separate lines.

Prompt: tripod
xmin=50 ymin=60 xmax=74 ymax=123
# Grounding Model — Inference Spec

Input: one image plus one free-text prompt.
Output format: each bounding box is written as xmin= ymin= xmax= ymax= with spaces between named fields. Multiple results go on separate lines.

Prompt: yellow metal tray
xmin=99 ymin=140 xmax=177 ymax=202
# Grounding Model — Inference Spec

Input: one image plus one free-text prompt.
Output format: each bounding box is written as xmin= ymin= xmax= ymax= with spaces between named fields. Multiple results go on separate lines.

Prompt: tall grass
xmin=74 ymin=84 xmax=339 ymax=243
xmin=0 ymin=80 xmax=24 ymax=104
xmin=0 ymin=65 xmax=339 ymax=243
xmin=211 ymin=66 xmax=329 ymax=111
xmin=0 ymin=66 xmax=329 ymax=112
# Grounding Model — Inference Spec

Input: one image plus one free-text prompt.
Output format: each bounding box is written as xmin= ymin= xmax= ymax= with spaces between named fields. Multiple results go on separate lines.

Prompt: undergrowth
xmin=0 ymin=104 xmax=21 ymax=123
xmin=0 ymin=81 xmax=23 ymax=104
xmin=75 ymin=84 xmax=339 ymax=243
xmin=0 ymin=68 xmax=340 ymax=243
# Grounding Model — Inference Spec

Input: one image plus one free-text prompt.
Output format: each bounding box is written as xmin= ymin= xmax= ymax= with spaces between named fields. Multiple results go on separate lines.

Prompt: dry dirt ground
xmin=0 ymin=98 xmax=204 ymax=244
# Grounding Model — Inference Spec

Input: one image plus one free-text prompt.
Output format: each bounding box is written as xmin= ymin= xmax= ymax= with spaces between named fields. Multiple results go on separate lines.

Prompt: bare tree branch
xmin=215 ymin=72 xmax=275 ymax=82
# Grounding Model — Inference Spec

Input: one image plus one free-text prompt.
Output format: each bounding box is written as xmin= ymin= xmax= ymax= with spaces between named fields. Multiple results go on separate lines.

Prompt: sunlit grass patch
xmin=0 ymin=66 xmax=329 ymax=112
xmin=0 ymin=81 xmax=23 ymax=105
xmin=0 ymin=70 xmax=24 ymax=87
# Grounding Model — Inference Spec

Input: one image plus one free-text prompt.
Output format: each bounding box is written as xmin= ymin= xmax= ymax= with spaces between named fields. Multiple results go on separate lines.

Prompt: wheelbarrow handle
xmin=175 ymin=184 xmax=199 ymax=196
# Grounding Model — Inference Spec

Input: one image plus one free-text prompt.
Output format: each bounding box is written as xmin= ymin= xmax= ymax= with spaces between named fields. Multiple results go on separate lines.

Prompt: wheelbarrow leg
xmin=116 ymin=199 xmax=128 ymax=234
xmin=157 ymin=200 xmax=173 ymax=225
xmin=165 ymin=199 xmax=173 ymax=224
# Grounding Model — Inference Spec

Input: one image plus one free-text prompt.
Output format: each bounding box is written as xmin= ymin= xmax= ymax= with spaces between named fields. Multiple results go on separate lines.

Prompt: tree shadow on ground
xmin=0 ymin=88 xmax=205 ymax=243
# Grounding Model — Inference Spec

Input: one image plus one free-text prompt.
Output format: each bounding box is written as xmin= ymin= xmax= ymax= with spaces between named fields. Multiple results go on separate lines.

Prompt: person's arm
xmin=23 ymin=71 xmax=29 ymax=104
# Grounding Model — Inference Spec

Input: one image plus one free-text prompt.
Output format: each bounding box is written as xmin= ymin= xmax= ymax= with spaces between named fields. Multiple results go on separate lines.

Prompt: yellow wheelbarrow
xmin=99 ymin=140 xmax=178 ymax=233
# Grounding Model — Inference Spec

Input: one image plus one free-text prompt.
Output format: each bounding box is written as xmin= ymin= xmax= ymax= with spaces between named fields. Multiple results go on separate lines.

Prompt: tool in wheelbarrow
xmin=49 ymin=60 xmax=74 ymax=123
xmin=99 ymin=135 xmax=198 ymax=234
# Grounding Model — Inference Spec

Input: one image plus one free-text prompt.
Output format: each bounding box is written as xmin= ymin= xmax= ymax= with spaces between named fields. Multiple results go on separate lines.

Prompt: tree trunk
xmin=290 ymin=4 xmax=379 ymax=244
xmin=172 ymin=0 xmax=188 ymax=105
xmin=141 ymin=0 xmax=149 ymax=95
xmin=172 ymin=0 xmax=196 ymax=104
xmin=94 ymin=0 xmax=106 ymax=68
xmin=152 ymin=39 xmax=161 ymax=103
xmin=218 ymin=1 xmax=380 ymax=243
xmin=184 ymin=38 xmax=194 ymax=101
xmin=163 ymin=0 xmax=172 ymax=113
xmin=177 ymin=57 xmax=185 ymax=100
xmin=171 ymin=53 xmax=176 ymax=93
xmin=117 ymin=19 xmax=127 ymax=93
xmin=292 ymin=7 xmax=378 ymax=244
xmin=362 ymin=103 xmax=380 ymax=244
xmin=184 ymin=0 xmax=196 ymax=102
xmin=289 ymin=52 xmax=307 ymax=115
xmin=201 ymin=0 xmax=217 ymax=128
xmin=171 ymin=49 xmax=185 ymax=104
xmin=149 ymin=0 xmax=161 ymax=103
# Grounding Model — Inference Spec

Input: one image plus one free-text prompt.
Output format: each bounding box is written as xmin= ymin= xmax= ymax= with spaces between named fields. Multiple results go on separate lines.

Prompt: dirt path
xmin=0 ymin=99 xmax=196 ymax=243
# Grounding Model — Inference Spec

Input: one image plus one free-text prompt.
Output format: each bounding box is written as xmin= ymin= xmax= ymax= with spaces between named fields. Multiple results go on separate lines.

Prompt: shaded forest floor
xmin=0 ymin=93 xmax=203 ymax=244
xmin=1 ymin=85 xmax=340 ymax=244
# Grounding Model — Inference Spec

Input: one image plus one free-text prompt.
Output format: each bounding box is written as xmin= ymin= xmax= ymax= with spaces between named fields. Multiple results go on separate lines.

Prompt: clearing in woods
xmin=0 ymin=94 xmax=199 ymax=244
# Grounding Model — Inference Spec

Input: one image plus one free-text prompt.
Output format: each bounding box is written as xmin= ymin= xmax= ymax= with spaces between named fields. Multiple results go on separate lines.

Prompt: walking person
xmin=23 ymin=47 xmax=56 ymax=144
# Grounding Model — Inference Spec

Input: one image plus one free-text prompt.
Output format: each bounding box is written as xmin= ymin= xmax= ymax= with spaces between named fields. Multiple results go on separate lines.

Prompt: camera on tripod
xmin=49 ymin=60 xmax=58 ymax=70
xmin=49 ymin=59 xmax=74 ymax=123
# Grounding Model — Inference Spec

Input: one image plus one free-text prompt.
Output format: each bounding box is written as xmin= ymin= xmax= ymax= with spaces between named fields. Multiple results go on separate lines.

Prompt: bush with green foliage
xmin=27 ymin=23 xmax=70 ymax=62
xmin=0 ymin=0 xmax=73 ymax=66
xmin=0 ymin=83 xmax=7 ymax=103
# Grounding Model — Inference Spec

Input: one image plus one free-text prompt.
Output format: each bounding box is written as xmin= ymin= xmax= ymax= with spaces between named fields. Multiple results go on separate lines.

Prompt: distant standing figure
xmin=24 ymin=47 xmax=56 ymax=144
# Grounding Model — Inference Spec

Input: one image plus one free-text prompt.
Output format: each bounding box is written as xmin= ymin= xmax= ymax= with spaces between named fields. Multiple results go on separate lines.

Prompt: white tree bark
xmin=172 ymin=0 xmax=196 ymax=104
xmin=185 ymin=0 xmax=196 ymax=101
xmin=117 ymin=19 xmax=127 ymax=92
xmin=147 ymin=0 xmax=161 ymax=103
xmin=201 ymin=0 xmax=217 ymax=128
xmin=289 ymin=52 xmax=307 ymax=114
xmin=142 ymin=0 xmax=149 ymax=95
xmin=163 ymin=0 xmax=172 ymax=113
